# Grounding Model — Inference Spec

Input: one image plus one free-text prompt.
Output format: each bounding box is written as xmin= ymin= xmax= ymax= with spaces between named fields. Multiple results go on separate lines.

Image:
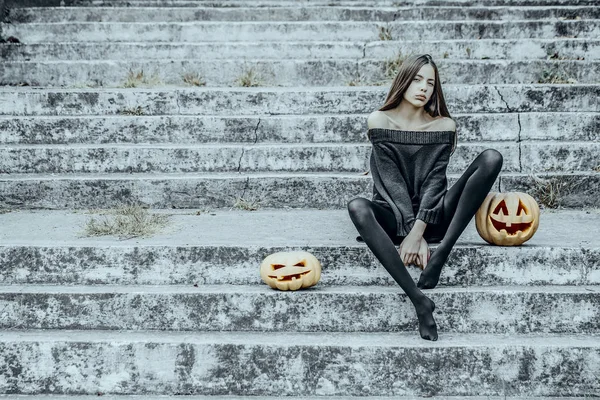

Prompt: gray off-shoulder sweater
xmin=367 ymin=128 xmax=456 ymax=237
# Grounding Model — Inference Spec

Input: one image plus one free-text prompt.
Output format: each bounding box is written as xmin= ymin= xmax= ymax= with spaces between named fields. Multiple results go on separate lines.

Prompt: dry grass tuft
xmin=232 ymin=196 xmax=261 ymax=211
xmin=81 ymin=204 xmax=171 ymax=240
xmin=122 ymin=68 xmax=162 ymax=88
xmin=528 ymin=175 xmax=582 ymax=209
xmin=383 ymin=51 xmax=409 ymax=80
xmin=347 ymin=73 xmax=367 ymax=86
xmin=234 ymin=67 xmax=265 ymax=87
xmin=377 ymin=24 xmax=393 ymax=41
xmin=182 ymin=72 xmax=207 ymax=87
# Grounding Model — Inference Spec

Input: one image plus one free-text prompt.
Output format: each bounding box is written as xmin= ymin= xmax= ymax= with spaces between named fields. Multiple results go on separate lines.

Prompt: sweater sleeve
xmin=416 ymin=151 xmax=449 ymax=225
xmin=369 ymin=147 xmax=417 ymax=236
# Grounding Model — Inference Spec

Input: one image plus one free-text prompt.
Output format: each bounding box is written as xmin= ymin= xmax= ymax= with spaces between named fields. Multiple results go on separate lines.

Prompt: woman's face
xmin=403 ymin=64 xmax=436 ymax=107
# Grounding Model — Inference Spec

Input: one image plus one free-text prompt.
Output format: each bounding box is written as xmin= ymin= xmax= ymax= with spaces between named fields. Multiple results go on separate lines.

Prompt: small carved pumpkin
xmin=260 ymin=251 xmax=321 ymax=291
xmin=475 ymin=192 xmax=540 ymax=246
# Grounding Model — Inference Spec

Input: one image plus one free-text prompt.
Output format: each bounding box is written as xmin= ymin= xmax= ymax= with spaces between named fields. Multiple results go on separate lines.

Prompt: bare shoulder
xmin=434 ymin=117 xmax=456 ymax=132
xmin=367 ymin=111 xmax=389 ymax=130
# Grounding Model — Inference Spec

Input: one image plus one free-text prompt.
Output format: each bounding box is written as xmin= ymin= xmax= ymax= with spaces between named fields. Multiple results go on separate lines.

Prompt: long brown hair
xmin=379 ymin=53 xmax=457 ymax=155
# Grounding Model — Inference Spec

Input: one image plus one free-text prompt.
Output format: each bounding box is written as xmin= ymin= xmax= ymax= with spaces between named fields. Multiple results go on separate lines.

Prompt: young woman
xmin=347 ymin=54 xmax=503 ymax=341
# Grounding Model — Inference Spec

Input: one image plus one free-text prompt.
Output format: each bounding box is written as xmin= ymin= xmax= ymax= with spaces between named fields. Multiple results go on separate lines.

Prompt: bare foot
xmin=415 ymin=296 xmax=438 ymax=341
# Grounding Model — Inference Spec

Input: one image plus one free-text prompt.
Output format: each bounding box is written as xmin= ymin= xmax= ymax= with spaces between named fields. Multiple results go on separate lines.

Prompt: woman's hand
xmin=415 ymin=238 xmax=430 ymax=270
xmin=399 ymin=233 xmax=422 ymax=266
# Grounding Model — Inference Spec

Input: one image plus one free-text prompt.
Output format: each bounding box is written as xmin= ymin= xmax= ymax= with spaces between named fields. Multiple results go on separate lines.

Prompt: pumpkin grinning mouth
xmin=268 ymin=271 xmax=312 ymax=281
xmin=490 ymin=217 xmax=532 ymax=235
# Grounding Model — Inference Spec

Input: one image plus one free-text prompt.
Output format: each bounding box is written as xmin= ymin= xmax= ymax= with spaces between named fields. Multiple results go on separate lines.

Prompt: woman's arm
xmin=400 ymin=220 xmax=427 ymax=266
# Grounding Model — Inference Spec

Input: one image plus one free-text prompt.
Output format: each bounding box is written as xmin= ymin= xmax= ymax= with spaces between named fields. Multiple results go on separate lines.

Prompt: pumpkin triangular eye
xmin=272 ymin=264 xmax=285 ymax=270
xmin=493 ymin=200 xmax=509 ymax=216
xmin=517 ymin=200 xmax=528 ymax=216
xmin=293 ymin=261 xmax=306 ymax=267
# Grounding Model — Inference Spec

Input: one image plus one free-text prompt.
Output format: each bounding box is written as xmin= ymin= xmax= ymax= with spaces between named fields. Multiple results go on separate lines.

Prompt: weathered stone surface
xmin=1 ymin=245 xmax=598 ymax=287
xmin=9 ymin=5 xmax=600 ymax=23
xmin=6 ymin=141 xmax=600 ymax=176
xmin=520 ymin=142 xmax=600 ymax=172
xmin=1 ymin=112 xmax=598 ymax=145
xmin=2 ymin=59 xmax=598 ymax=87
xmin=41 ymin=0 xmax=600 ymax=5
xmin=1 ymin=397 xmax=591 ymax=400
xmin=3 ymin=20 xmax=599 ymax=43
xmin=1 ymin=85 xmax=598 ymax=116
xmin=1 ymin=140 xmax=595 ymax=174
xmin=0 ymin=172 xmax=495 ymax=209
xmin=364 ymin=38 xmax=600 ymax=61
xmin=0 ymin=142 xmax=519 ymax=174
xmin=1 ymin=172 xmax=598 ymax=209
xmin=0 ymin=331 xmax=599 ymax=396
xmin=3 ymin=39 xmax=598 ymax=62
xmin=0 ymin=41 xmax=365 ymax=61
xmin=2 ymin=59 xmax=361 ymax=87
xmin=0 ymin=285 xmax=599 ymax=333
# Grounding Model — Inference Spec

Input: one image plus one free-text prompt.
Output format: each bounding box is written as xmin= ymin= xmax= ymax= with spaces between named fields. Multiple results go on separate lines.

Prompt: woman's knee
xmin=479 ymin=149 xmax=503 ymax=174
xmin=347 ymin=197 xmax=374 ymax=226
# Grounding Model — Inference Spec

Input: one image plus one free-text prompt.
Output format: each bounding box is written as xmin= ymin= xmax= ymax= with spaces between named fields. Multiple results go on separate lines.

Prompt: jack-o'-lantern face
xmin=475 ymin=192 xmax=540 ymax=246
xmin=260 ymin=251 xmax=321 ymax=291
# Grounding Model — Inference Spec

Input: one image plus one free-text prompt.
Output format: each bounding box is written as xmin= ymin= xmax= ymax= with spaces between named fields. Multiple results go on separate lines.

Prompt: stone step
xmin=0 ymin=142 xmax=514 ymax=174
xmin=45 ymin=0 xmax=600 ymax=6
xmin=0 ymin=171 xmax=598 ymax=209
xmin=2 ymin=86 xmax=598 ymax=116
xmin=1 ymin=141 xmax=598 ymax=174
xmin=1 ymin=397 xmax=587 ymax=400
xmin=0 ymin=113 xmax=598 ymax=144
xmin=1 ymin=397 xmax=589 ymax=400
xmin=2 ymin=39 xmax=598 ymax=62
xmin=3 ymin=19 xmax=597 ymax=43
xmin=0 ymin=284 xmax=598 ymax=333
xmin=0 ymin=209 xmax=597 ymax=285
xmin=0 ymin=394 xmax=592 ymax=400
xmin=3 ymin=59 xmax=597 ymax=87
xmin=9 ymin=5 xmax=599 ymax=23
xmin=0 ymin=330 xmax=598 ymax=396
xmin=1 ymin=243 xmax=597 ymax=287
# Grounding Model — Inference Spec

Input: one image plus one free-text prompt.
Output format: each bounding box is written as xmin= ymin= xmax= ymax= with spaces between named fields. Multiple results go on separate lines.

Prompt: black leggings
xmin=348 ymin=149 xmax=504 ymax=292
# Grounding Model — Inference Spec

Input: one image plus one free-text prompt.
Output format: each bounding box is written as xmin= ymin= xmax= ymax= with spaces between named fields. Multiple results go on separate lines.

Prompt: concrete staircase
xmin=0 ymin=0 xmax=599 ymax=397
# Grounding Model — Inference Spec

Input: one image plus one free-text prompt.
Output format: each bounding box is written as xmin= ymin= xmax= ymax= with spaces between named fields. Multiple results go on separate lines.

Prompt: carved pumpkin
xmin=260 ymin=251 xmax=321 ymax=291
xmin=475 ymin=192 xmax=540 ymax=246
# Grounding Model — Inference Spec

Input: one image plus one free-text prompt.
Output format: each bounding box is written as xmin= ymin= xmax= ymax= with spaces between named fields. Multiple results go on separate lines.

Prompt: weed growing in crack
xmin=80 ymin=204 xmax=171 ymax=240
xmin=347 ymin=73 xmax=367 ymax=86
xmin=231 ymin=196 xmax=262 ymax=211
xmin=122 ymin=68 xmax=162 ymax=88
xmin=383 ymin=51 xmax=409 ymax=80
xmin=182 ymin=72 xmax=206 ymax=87
xmin=377 ymin=24 xmax=393 ymax=41
xmin=528 ymin=174 xmax=583 ymax=208
xmin=234 ymin=67 xmax=265 ymax=87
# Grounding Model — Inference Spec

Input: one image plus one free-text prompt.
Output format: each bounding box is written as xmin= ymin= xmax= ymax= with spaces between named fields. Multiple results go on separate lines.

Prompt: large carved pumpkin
xmin=260 ymin=251 xmax=321 ymax=291
xmin=475 ymin=192 xmax=540 ymax=246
